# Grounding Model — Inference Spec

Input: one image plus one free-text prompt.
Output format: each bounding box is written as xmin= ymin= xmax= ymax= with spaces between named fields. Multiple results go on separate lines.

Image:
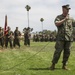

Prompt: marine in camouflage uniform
xmin=45 ymin=35 xmax=48 ymax=42
xmin=35 ymin=34 xmax=39 ymax=42
xmin=24 ymin=27 xmax=31 ymax=46
xmin=33 ymin=35 xmax=35 ymax=42
xmin=13 ymin=27 xmax=21 ymax=48
xmin=50 ymin=4 xmax=75 ymax=70
xmin=0 ymin=27 xmax=4 ymax=48
xmin=5 ymin=27 xmax=13 ymax=48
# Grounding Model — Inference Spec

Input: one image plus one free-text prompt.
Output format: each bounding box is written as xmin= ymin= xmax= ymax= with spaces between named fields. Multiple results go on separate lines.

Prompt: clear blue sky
xmin=0 ymin=0 xmax=75 ymax=32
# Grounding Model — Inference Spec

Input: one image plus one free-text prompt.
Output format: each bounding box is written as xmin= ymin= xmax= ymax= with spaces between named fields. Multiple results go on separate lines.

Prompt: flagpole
xmin=4 ymin=15 xmax=8 ymax=35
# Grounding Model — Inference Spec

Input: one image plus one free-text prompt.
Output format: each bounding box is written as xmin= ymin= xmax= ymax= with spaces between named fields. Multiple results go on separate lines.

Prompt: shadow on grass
xmin=28 ymin=67 xmax=61 ymax=71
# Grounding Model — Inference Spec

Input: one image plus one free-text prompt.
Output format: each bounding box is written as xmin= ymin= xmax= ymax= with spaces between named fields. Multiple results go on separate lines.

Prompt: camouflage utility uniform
xmin=0 ymin=28 xmax=4 ymax=47
xmin=52 ymin=14 xmax=75 ymax=65
xmin=24 ymin=30 xmax=30 ymax=46
xmin=5 ymin=30 xmax=13 ymax=48
xmin=13 ymin=29 xmax=21 ymax=48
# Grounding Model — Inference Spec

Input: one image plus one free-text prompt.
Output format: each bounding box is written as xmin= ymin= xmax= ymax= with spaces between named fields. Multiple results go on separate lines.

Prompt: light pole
xmin=40 ymin=18 xmax=44 ymax=34
xmin=25 ymin=5 xmax=31 ymax=27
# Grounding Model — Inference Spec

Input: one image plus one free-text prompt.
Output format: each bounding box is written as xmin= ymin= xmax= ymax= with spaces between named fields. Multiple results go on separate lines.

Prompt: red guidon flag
xmin=4 ymin=15 xmax=8 ymax=35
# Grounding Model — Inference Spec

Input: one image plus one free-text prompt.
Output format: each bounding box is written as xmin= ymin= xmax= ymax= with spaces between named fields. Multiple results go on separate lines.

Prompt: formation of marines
xmin=33 ymin=34 xmax=56 ymax=42
xmin=0 ymin=25 xmax=57 ymax=49
xmin=0 ymin=26 xmax=33 ymax=49
xmin=0 ymin=26 xmax=21 ymax=49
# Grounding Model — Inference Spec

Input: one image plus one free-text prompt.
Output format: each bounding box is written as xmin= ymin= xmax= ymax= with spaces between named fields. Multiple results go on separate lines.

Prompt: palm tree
xmin=25 ymin=5 xmax=31 ymax=27
xmin=40 ymin=18 xmax=44 ymax=33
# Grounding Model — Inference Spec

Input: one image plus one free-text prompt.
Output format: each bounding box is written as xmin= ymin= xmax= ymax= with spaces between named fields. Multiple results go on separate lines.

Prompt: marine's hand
xmin=65 ymin=15 xmax=69 ymax=20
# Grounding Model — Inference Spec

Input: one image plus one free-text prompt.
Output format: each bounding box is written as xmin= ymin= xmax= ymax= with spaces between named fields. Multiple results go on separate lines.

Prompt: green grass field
xmin=0 ymin=41 xmax=75 ymax=75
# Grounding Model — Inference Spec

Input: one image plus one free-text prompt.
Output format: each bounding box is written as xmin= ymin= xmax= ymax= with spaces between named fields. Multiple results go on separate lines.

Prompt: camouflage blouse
xmin=54 ymin=14 xmax=75 ymax=41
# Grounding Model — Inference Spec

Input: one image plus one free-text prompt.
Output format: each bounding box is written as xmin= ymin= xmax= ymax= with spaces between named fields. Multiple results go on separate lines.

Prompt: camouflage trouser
xmin=0 ymin=38 xmax=3 ymax=47
xmin=5 ymin=38 xmax=13 ymax=48
xmin=52 ymin=41 xmax=72 ymax=64
xmin=24 ymin=38 xmax=30 ymax=46
xmin=13 ymin=38 xmax=20 ymax=47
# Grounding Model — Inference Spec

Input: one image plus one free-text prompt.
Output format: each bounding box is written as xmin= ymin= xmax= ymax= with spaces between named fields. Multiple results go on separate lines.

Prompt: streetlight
xmin=25 ymin=5 xmax=31 ymax=27
xmin=40 ymin=18 xmax=44 ymax=34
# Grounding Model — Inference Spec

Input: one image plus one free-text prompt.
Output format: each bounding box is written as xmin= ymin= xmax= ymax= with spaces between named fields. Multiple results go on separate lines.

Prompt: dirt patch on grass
xmin=0 ymin=50 xmax=2 ymax=52
xmin=0 ymin=49 xmax=4 ymax=52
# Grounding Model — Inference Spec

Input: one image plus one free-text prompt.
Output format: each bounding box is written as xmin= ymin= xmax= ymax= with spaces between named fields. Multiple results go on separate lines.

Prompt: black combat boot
xmin=62 ymin=63 xmax=70 ymax=70
xmin=50 ymin=63 xmax=55 ymax=70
